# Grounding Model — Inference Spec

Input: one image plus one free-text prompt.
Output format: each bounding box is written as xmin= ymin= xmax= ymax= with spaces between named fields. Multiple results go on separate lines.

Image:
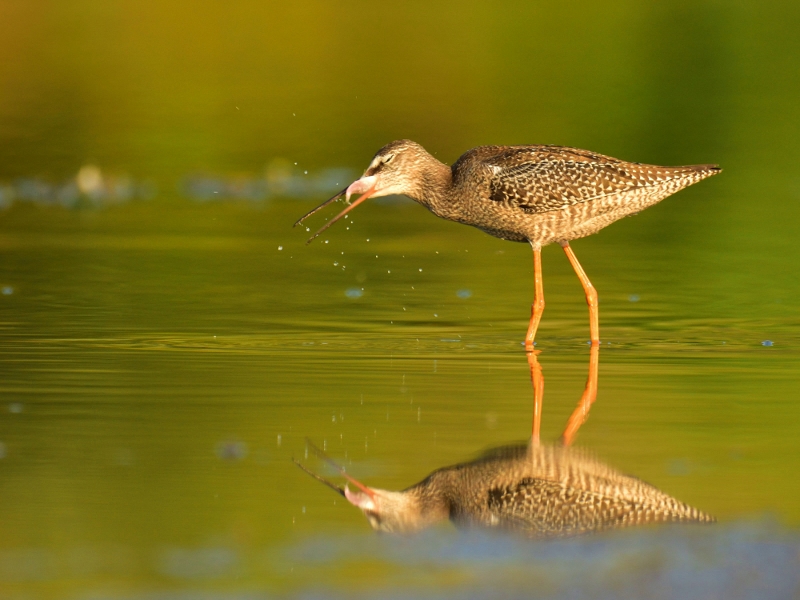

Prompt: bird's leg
xmin=560 ymin=343 xmax=599 ymax=447
xmin=527 ymin=350 xmax=544 ymax=446
xmin=561 ymin=242 xmax=599 ymax=345
xmin=524 ymin=246 xmax=544 ymax=350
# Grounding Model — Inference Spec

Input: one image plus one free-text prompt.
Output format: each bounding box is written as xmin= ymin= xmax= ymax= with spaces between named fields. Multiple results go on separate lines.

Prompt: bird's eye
xmin=382 ymin=154 xmax=394 ymax=165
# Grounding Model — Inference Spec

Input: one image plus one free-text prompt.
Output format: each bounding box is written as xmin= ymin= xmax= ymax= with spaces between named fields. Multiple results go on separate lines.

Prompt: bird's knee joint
xmin=586 ymin=287 xmax=598 ymax=307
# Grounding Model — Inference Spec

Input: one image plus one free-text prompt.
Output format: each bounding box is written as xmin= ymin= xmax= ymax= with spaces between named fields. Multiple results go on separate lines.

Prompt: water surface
xmin=1 ymin=1 xmax=800 ymax=598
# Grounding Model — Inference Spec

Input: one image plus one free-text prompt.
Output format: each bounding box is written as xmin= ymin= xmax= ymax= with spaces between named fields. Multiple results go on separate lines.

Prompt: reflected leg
xmin=561 ymin=242 xmax=599 ymax=345
xmin=524 ymin=245 xmax=544 ymax=351
xmin=560 ymin=343 xmax=599 ymax=446
xmin=527 ymin=350 xmax=544 ymax=446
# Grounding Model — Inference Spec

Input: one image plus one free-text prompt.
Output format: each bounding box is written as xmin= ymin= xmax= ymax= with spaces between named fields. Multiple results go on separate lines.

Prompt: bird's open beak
xmin=344 ymin=484 xmax=377 ymax=511
xmin=344 ymin=175 xmax=377 ymax=203
xmin=298 ymin=438 xmax=378 ymax=505
xmin=295 ymin=175 xmax=378 ymax=244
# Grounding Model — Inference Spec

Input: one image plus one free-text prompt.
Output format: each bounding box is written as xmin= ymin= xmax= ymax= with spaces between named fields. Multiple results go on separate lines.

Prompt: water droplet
xmin=628 ymin=294 xmax=640 ymax=302
xmin=762 ymin=340 xmax=774 ymax=347
xmin=333 ymin=262 xmax=338 ymax=266
xmin=345 ymin=288 xmax=363 ymax=298
xmin=456 ymin=289 xmax=472 ymax=299
xmin=419 ymin=268 xmax=423 ymax=272
xmin=278 ymin=246 xmax=283 ymax=251
xmin=2 ymin=286 xmax=14 ymax=295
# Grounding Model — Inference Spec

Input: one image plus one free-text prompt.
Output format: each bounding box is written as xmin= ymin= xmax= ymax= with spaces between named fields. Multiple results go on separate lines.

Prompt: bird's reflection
xmin=296 ymin=347 xmax=713 ymax=537
xmin=529 ymin=345 xmax=599 ymax=447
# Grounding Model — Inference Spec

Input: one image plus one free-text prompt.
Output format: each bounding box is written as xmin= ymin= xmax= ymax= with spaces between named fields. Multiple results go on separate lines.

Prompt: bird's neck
xmin=402 ymin=478 xmax=452 ymax=528
xmin=407 ymin=155 xmax=454 ymax=215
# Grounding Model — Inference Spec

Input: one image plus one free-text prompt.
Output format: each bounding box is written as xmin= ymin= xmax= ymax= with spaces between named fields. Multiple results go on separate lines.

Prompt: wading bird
xmin=296 ymin=141 xmax=720 ymax=347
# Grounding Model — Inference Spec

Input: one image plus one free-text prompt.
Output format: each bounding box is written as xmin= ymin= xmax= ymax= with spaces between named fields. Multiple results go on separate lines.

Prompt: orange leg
xmin=527 ymin=350 xmax=544 ymax=446
xmin=561 ymin=242 xmax=599 ymax=345
xmin=524 ymin=246 xmax=544 ymax=350
xmin=560 ymin=343 xmax=599 ymax=446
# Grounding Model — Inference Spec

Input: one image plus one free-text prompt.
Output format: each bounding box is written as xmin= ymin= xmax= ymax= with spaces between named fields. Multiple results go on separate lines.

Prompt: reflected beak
xmin=345 ymin=484 xmax=377 ymax=511
xmin=293 ymin=458 xmax=345 ymax=497
xmin=300 ymin=175 xmax=379 ymax=244
xmin=301 ymin=438 xmax=378 ymax=504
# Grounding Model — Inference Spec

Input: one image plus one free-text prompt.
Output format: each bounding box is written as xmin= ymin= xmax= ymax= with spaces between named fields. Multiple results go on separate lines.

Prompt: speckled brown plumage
xmin=296 ymin=140 xmax=721 ymax=345
xmin=447 ymin=143 xmax=720 ymax=245
xmin=338 ymin=442 xmax=714 ymax=537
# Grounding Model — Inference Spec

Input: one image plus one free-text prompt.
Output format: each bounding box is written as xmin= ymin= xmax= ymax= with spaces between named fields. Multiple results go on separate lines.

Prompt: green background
xmin=1 ymin=1 xmax=799 ymax=598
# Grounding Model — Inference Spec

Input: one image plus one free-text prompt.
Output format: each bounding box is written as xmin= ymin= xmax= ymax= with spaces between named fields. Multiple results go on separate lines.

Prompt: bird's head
xmin=294 ymin=440 xmax=446 ymax=535
xmin=294 ymin=140 xmax=437 ymax=243
xmin=352 ymin=139 xmax=428 ymax=199
xmin=343 ymin=484 xmax=432 ymax=534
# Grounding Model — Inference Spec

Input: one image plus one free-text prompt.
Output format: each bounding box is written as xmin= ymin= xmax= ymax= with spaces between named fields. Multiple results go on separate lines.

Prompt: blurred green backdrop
xmin=1 ymin=1 xmax=799 ymax=598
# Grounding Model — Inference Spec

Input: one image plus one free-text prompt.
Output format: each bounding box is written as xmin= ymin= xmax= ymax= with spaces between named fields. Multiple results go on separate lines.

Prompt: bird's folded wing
xmin=485 ymin=147 xmax=646 ymax=214
xmin=487 ymin=476 xmax=633 ymax=535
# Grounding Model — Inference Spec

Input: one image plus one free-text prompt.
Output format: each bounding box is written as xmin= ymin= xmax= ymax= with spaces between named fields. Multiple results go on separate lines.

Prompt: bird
xmin=295 ymin=140 xmax=721 ymax=348
xmin=295 ymin=439 xmax=714 ymax=537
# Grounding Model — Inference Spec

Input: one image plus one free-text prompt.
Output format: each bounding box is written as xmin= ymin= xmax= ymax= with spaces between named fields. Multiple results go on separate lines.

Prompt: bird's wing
xmin=482 ymin=146 xmax=648 ymax=214
xmin=486 ymin=472 xmax=713 ymax=537
xmin=486 ymin=476 xmax=635 ymax=536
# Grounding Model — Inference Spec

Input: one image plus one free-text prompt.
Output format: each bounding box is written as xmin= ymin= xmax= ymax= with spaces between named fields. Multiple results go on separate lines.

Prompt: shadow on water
xmin=297 ymin=346 xmax=713 ymax=538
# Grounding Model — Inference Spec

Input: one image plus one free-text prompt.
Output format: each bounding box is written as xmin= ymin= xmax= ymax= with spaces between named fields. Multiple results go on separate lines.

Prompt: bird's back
xmin=447 ymin=145 xmax=720 ymax=244
xmin=453 ymin=144 xmax=719 ymax=212
xmin=423 ymin=443 xmax=713 ymax=538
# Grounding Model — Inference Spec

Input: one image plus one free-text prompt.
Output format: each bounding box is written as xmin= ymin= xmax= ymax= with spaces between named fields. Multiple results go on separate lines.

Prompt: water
xmin=2 ymin=2 xmax=800 ymax=598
